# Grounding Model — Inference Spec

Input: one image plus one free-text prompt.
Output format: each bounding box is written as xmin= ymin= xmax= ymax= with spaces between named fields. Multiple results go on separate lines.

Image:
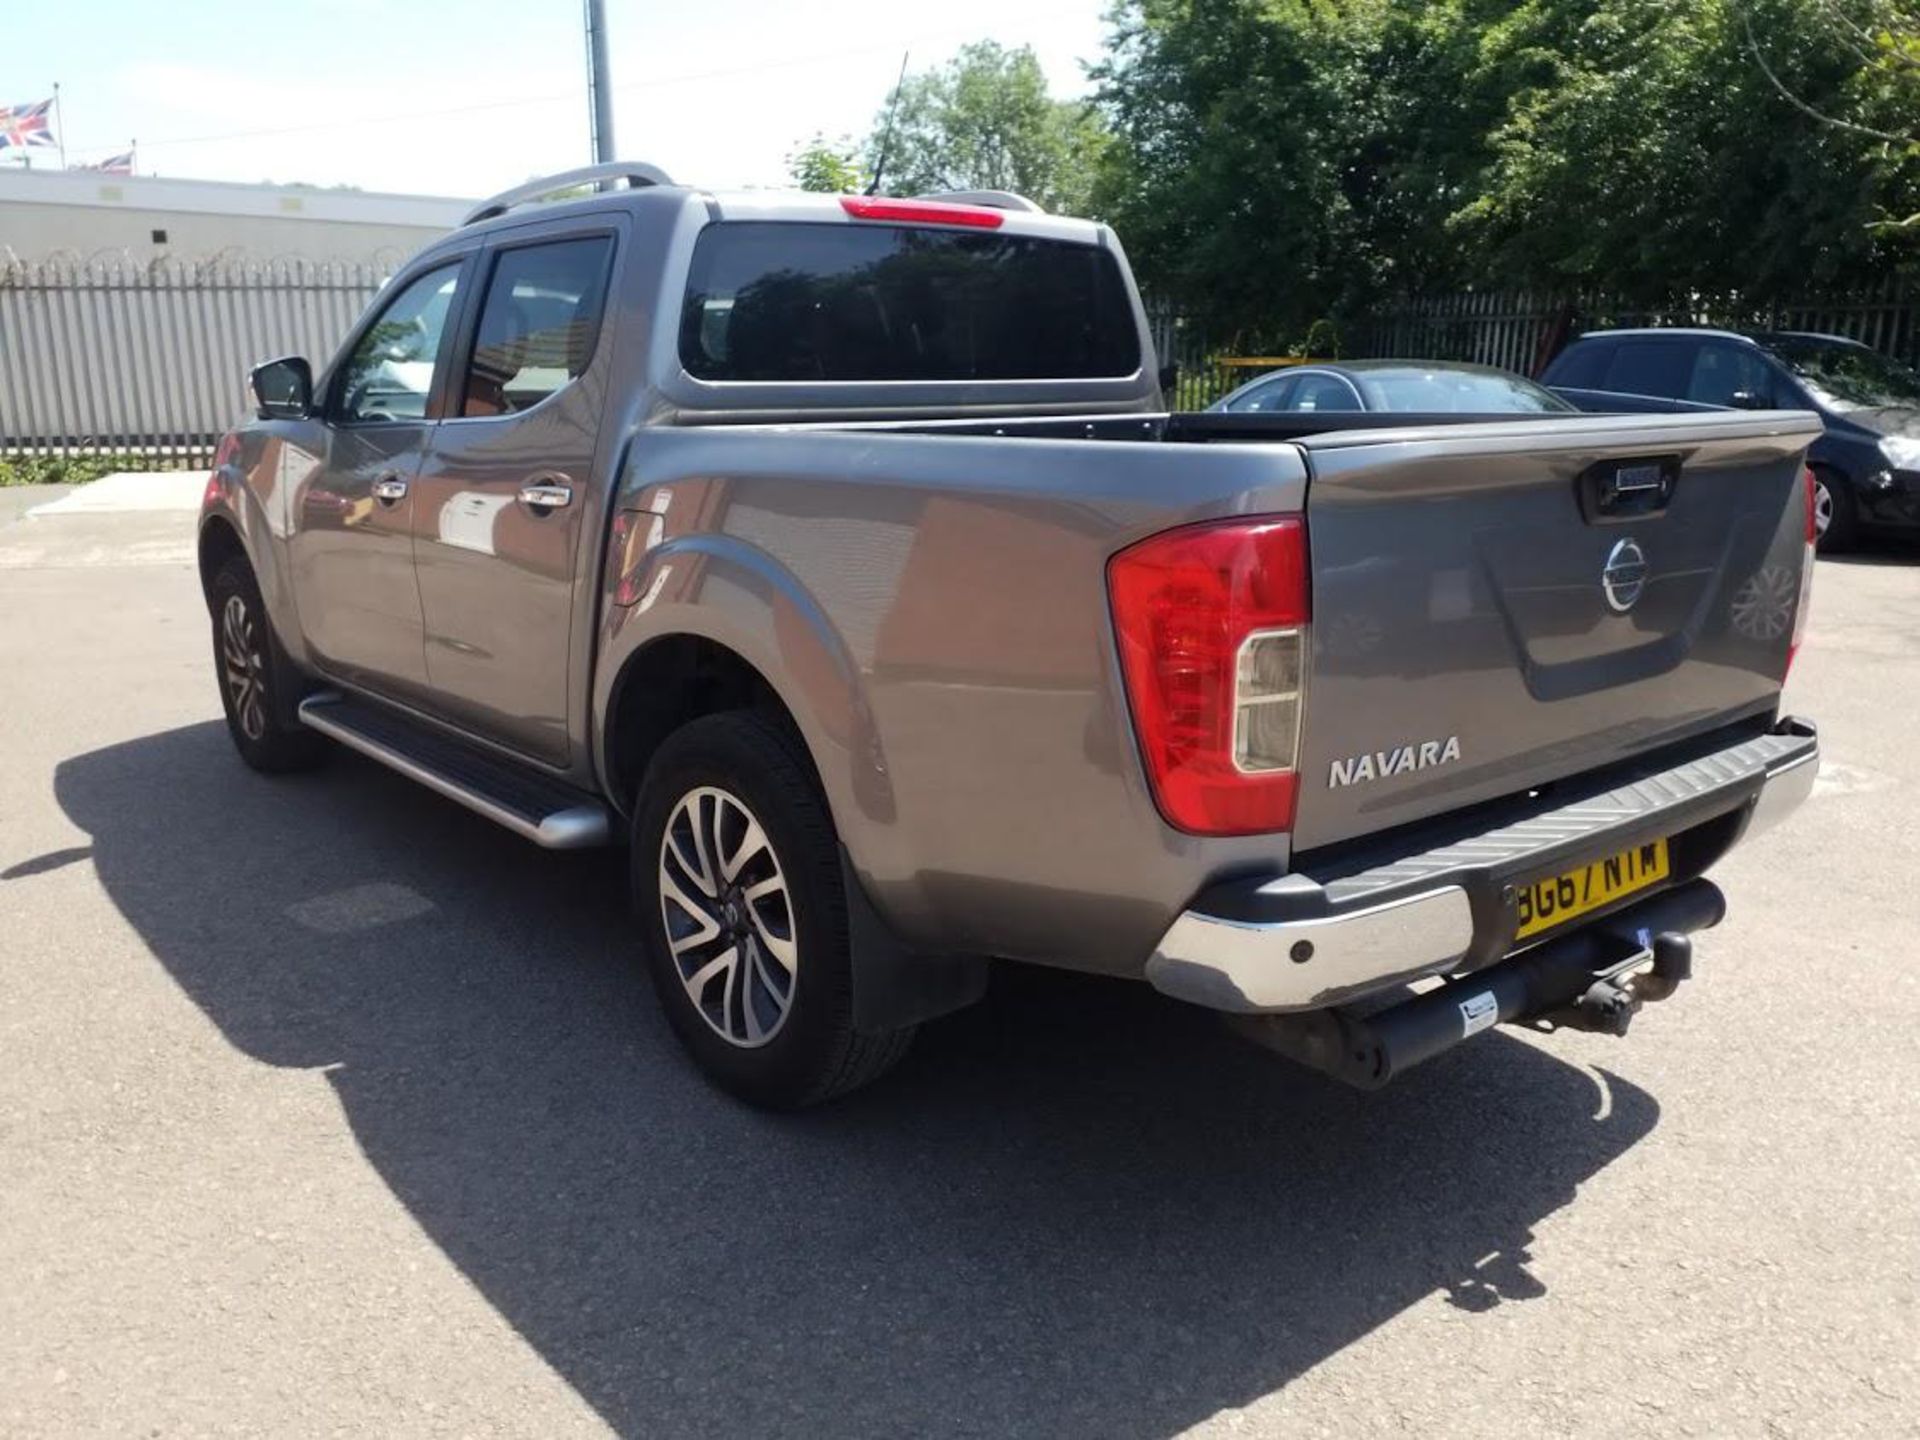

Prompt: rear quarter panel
xmin=595 ymin=427 xmax=1309 ymax=974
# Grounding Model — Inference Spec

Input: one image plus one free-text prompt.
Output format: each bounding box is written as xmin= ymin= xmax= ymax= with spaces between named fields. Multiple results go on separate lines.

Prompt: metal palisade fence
xmin=1 ymin=255 xmax=388 ymax=466
xmin=1341 ymin=278 xmax=1920 ymax=376
xmin=7 ymin=264 xmax=1919 ymax=461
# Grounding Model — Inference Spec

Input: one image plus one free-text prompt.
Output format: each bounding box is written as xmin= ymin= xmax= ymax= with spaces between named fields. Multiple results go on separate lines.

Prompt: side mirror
xmin=1728 ymin=389 xmax=1770 ymax=410
xmin=251 ymin=355 xmax=313 ymax=419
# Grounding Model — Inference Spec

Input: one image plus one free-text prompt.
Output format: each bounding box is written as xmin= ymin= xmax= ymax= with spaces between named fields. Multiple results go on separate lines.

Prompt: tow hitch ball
xmin=1551 ymin=931 xmax=1694 ymax=1037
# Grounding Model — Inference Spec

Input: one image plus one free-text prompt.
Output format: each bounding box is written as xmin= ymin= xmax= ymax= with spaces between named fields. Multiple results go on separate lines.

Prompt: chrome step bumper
xmin=1147 ymin=718 xmax=1818 ymax=1015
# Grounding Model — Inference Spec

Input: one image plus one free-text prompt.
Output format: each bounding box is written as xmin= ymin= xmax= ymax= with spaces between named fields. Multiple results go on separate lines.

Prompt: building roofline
xmin=0 ymin=166 xmax=471 ymax=228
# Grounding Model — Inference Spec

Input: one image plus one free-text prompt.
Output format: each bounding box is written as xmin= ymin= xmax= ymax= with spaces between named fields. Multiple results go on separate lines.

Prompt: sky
xmin=1 ymin=0 xmax=1112 ymax=199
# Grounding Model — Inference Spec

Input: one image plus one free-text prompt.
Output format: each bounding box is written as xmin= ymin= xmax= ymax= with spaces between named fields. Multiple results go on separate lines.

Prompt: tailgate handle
xmin=1578 ymin=454 xmax=1680 ymax=524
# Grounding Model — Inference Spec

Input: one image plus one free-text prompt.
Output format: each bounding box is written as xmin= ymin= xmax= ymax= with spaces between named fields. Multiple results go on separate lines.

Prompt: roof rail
xmin=913 ymin=189 xmax=1044 ymax=214
xmin=462 ymin=162 xmax=674 ymax=226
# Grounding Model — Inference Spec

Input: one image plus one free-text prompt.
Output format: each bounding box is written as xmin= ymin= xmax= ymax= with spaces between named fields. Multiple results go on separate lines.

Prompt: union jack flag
xmin=79 ymin=151 xmax=133 ymax=175
xmin=0 ymin=99 xmax=57 ymax=151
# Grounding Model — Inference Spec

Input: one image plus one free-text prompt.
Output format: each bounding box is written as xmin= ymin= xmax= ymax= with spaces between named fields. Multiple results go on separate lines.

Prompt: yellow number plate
xmin=1514 ymin=839 xmax=1670 ymax=940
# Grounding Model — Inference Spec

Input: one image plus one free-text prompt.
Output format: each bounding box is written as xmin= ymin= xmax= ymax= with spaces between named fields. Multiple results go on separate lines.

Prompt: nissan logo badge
xmin=1602 ymin=537 xmax=1649 ymax=614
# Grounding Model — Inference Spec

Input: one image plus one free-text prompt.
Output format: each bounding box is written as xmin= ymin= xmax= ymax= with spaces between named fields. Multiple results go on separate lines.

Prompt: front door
xmin=409 ymin=229 xmax=619 ymax=767
xmin=288 ymin=259 xmax=466 ymax=698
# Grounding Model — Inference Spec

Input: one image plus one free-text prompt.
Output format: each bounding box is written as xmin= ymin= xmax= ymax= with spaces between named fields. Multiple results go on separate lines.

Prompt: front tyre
xmin=632 ymin=711 xmax=913 ymax=1108
xmin=208 ymin=555 xmax=326 ymax=774
xmin=1813 ymin=467 xmax=1859 ymax=552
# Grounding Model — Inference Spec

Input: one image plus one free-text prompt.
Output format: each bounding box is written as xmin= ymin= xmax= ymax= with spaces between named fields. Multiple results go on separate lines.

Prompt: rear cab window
xmin=677 ymin=222 xmax=1141 ymax=383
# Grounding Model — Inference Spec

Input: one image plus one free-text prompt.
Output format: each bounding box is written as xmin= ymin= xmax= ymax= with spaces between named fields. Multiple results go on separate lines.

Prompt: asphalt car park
xmin=1 ymin=489 xmax=1914 ymax=1437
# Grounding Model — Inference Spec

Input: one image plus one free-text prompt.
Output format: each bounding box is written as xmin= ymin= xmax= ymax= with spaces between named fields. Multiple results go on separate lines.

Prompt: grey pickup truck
xmin=200 ymin=163 xmax=1822 ymax=1107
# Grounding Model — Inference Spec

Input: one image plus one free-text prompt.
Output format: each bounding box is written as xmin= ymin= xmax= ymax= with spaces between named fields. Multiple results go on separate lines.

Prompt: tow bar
xmin=1232 ymin=878 xmax=1726 ymax=1089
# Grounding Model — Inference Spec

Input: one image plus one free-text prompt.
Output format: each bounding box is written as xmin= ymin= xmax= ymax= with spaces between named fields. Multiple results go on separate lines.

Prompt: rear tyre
xmin=1813 ymin=468 xmax=1859 ymax=553
xmin=631 ymin=711 xmax=914 ymax=1108
xmin=208 ymin=555 xmax=327 ymax=774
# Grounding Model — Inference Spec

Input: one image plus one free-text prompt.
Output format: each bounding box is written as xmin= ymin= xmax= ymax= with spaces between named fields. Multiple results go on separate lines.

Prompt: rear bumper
xmin=1146 ymin=716 xmax=1818 ymax=1014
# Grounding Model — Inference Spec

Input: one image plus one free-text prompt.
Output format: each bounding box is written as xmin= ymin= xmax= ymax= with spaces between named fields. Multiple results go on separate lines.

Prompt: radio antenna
xmin=865 ymin=51 xmax=910 ymax=196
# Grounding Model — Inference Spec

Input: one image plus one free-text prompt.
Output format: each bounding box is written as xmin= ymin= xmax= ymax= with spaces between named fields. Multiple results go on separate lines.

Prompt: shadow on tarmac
xmin=50 ymin=721 xmax=1659 ymax=1438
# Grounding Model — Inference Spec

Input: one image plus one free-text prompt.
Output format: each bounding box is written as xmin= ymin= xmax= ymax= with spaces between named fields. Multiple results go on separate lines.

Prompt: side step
xmin=297 ymin=692 xmax=613 ymax=849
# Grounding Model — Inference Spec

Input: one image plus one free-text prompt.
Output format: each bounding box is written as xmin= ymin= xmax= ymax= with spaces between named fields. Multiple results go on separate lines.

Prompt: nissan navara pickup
xmin=200 ymin=164 xmax=1823 ymax=1107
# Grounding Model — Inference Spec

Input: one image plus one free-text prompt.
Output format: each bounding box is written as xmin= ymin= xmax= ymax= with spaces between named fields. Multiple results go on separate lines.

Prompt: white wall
xmin=0 ymin=167 xmax=470 ymax=266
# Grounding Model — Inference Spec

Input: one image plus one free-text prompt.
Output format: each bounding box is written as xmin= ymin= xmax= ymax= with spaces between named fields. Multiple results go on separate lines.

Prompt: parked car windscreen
xmin=678 ymin=222 xmax=1141 ymax=382
xmin=1354 ymin=367 xmax=1573 ymax=413
xmin=1768 ymin=339 xmax=1920 ymax=411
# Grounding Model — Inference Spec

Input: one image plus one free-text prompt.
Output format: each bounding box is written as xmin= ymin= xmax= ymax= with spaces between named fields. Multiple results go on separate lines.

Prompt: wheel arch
xmin=601 ymin=633 xmax=808 ymax=813
xmin=197 ymin=454 xmax=308 ymax=670
xmin=600 ymin=626 xmax=985 ymax=1033
xmin=196 ymin=513 xmax=247 ymax=607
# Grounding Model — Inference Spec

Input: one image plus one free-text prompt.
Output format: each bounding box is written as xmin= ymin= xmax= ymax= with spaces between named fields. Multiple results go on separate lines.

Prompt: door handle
xmin=518 ymin=481 xmax=573 ymax=510
xmin=371 ymin=475 xmax=408 ymax=503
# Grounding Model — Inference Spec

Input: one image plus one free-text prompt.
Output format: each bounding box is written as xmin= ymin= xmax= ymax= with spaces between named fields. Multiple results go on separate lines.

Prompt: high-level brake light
xmin=1108 ymin=516 xmax=1309 ymax=836
xmin=838 ymin=196 xmax=1005 ymax=229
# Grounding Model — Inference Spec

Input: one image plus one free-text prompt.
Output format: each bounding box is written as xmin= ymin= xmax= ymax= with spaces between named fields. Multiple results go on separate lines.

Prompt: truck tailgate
xmin=1291 ymin=411 xmax=1821 ymax=851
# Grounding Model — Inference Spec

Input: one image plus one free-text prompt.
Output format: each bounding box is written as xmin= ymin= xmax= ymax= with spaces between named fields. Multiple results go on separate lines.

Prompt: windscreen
xmin=1769 ymin=338 xmax=1920 ymax=410
xmin=678 ymin=221 xmax=1141 ymax=383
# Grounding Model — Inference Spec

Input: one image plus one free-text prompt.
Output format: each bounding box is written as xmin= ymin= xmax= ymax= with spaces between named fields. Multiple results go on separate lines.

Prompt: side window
xmin=1602 ymin=340 xmax=1696 ymax=399
xmin=1288 ymin=374 xmax=1362 ymax=412
xmin=461 ymin=236 xmax=614 ymax=418
xmin=1226 ymin=376 xmax=1296 ymax=413
xmin=333 ymin=262 xmax=462 ymax=424
xmin=1686 ymin=343 xmax=1775 ymax=406
xmin=1545 ymin=340 xmax=1608 ymax=389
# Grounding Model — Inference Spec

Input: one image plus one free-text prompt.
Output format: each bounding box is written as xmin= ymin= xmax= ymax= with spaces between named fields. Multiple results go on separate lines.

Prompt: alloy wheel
xmin=220 ymin=593 xmax=269 ymax=741
xmin=1812 ymin=477 xmax=1834 ymax=538
xmin=657 ymin=785 xmax=799 ymax=1048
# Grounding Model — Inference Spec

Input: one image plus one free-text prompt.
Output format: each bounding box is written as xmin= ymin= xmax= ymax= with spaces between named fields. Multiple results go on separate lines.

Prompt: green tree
xmin=1454 ymin=0 xmax=1917 ymax=298
xmin=786 ymin=133 xmax=866 ymax=194
xmin=866 ymin=41 xmax=1110 ymax=215
xmin=1091 ymin=1 xmax=1425 ymax=341
xmin=1742 ymin=0 xmax=1920 ymax=229
xmin=1092 ymin=0 xmax=1920 ymax=338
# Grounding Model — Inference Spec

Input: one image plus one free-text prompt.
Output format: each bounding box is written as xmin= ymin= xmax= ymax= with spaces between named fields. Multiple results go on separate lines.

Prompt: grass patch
xmin=0 ymin=454 xmax=191 ymax=487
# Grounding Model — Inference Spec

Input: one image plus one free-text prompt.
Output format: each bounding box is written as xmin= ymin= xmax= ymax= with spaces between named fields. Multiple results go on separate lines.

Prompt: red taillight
xmin=1108 ymin=516 xmax=1309 ymax=836
xmin=838 ymin=195 xmax=1005 ymax=229
xmin=1789 ymin=466 xmax=1816 ymax=677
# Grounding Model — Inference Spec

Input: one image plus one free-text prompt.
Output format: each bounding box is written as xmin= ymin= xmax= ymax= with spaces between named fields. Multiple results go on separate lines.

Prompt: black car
xmin=1209 ymin=359 xmax=1575 ymax=416
xmin=1542 ymin=328 xmax=1920 ymax=549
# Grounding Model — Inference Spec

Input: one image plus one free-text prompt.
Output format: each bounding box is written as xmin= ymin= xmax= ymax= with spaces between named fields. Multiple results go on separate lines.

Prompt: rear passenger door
xmin=408 ymin=222 xmax=622 ymax=767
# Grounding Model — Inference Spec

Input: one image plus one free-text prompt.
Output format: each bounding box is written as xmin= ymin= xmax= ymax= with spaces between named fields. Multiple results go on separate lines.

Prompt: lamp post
xmin=585 ymin=0 xmax=616 ymax=165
